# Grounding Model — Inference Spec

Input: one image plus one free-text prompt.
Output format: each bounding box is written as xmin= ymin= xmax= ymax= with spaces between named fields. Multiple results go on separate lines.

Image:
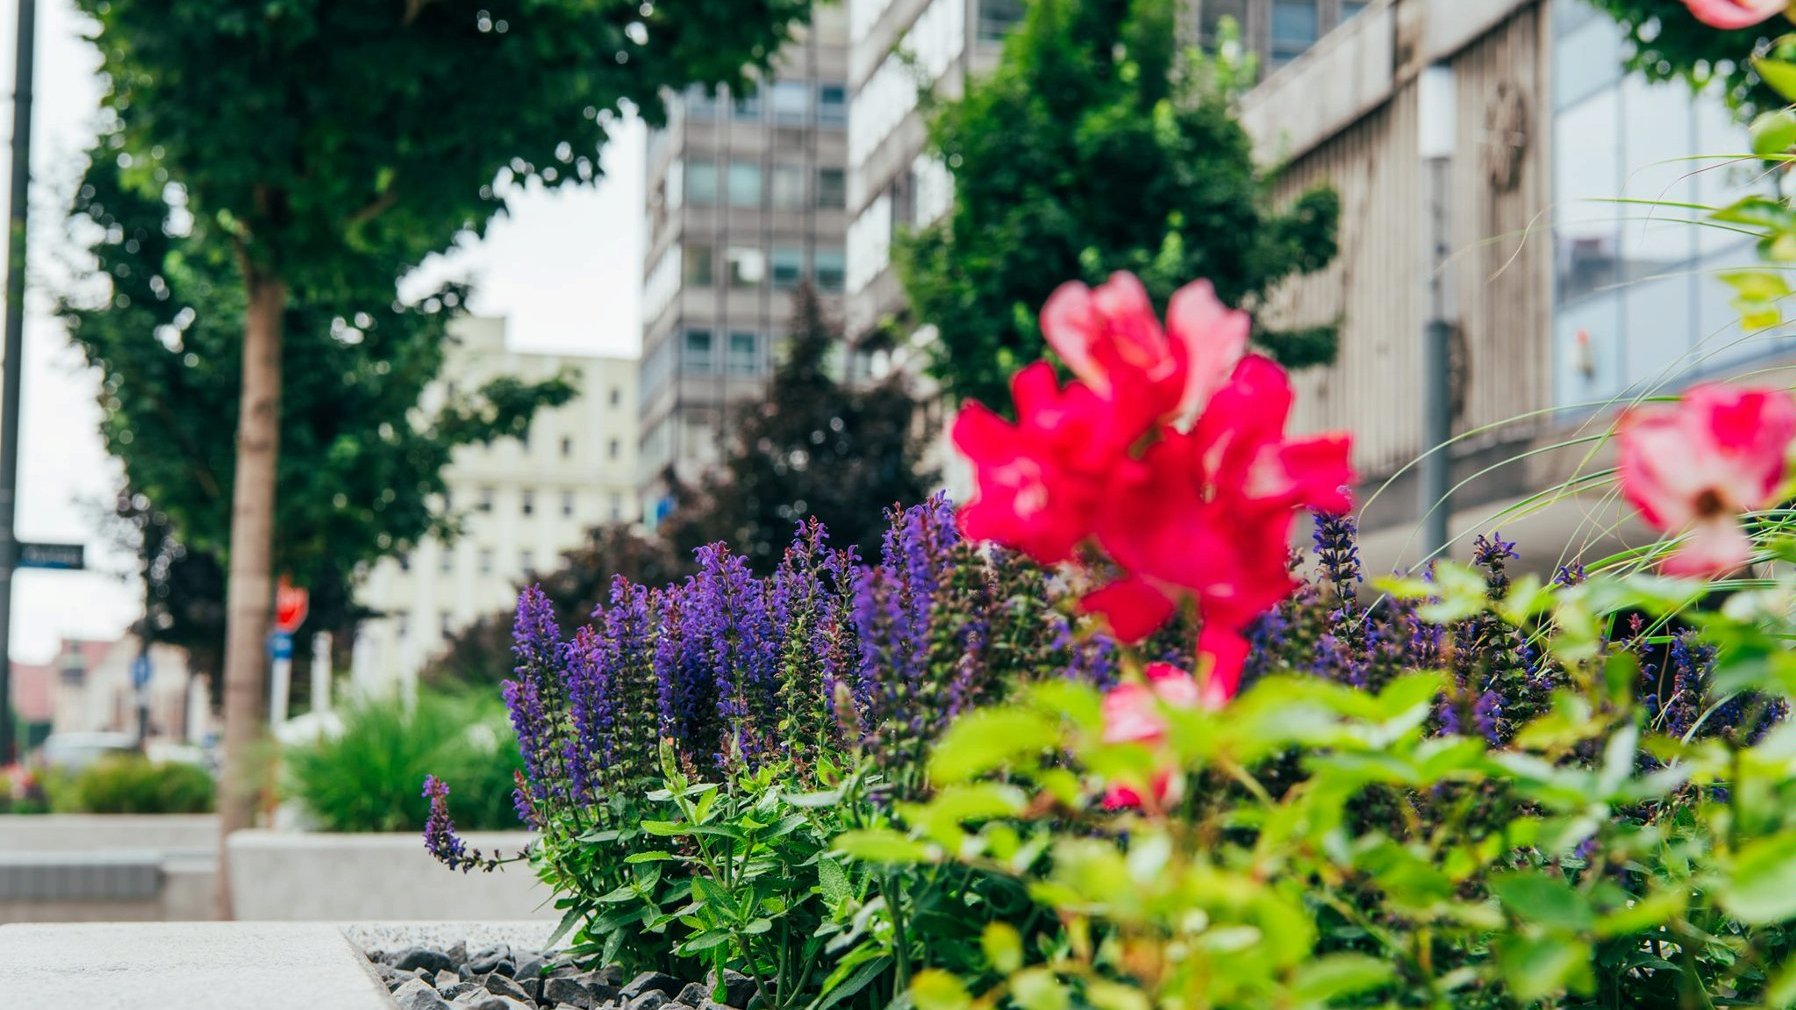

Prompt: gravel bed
xmin=365 ymin=943 xmax=757 ymax=1010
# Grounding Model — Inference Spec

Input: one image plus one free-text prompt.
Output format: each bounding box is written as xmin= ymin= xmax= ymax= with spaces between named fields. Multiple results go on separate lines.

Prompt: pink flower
xmin=1084 ymin=356 xmax=1354 ymax=692
xmin=1617 ymin=383 xmax=1796 ymax=577
xmin=1042 ymin=273 xmax=1248 ymax=431
xmin=1681 ymin=0 xmax=1785 ymax=29
xmin=952 ymin=363 xmax=1129 ymax=565
xmin=1100 ymin=662 xmax=1207 ymax=810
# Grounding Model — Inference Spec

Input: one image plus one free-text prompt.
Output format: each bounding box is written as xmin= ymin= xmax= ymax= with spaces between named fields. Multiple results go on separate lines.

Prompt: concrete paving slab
xmin=0 ymin=921 xmax=393 ymax=1009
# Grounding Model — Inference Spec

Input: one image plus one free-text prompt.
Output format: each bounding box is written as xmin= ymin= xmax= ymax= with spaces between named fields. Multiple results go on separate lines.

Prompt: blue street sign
xmin=131 ymin=654 xmax=152 ymax=689
xmin=268 ymin=631 xmax=294 ymax=661
xmin=17 ymin=541 xmax=84 ymax=570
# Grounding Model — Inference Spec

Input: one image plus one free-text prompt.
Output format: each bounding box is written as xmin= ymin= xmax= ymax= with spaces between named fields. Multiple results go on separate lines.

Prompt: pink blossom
xmin=1099 ymin=662 xmax=1207 ymax=810
xmin=1681 ymin=0 xmax=1785 ymax=30
xmin=1041 ymin=273 xmax=1248 ymax=431
xmin=1617 ymin=383 xmax=1796 ymax=577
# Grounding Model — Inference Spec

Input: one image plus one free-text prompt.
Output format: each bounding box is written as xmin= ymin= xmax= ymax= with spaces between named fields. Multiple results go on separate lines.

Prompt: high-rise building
xmin=353 ymin=317 xmax=638 ymax=692
xmin=1190 ymin=0 xmax=1370 ymax=72
xmin=637 ymin=7 xmax=853 ymax=524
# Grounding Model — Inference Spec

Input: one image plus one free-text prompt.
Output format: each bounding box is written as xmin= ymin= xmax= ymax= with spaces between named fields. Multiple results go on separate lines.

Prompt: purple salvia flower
xmin=563 ymin=626 xmax=613 ymax=800
xmin=1473 ymin=688 xmax=1503 ymax=745
xmin=422 ymin=775 xmax=469 ymax=870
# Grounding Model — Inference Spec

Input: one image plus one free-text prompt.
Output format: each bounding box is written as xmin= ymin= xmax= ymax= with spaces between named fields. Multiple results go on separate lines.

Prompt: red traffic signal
xmin=274 ymin=576 xmax=310 ymax=634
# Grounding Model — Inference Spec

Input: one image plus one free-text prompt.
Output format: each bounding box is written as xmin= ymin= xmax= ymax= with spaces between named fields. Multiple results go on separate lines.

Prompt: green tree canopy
xmin=659 ymin=284 xmax=935 ymax=569
xmin=1585 ymin=1 xmax=1796 ymax=118
xmin=898 ymin=0 xmax=1340 ymax=410
xmin=62 ymin=145 xmax=574 ymax=681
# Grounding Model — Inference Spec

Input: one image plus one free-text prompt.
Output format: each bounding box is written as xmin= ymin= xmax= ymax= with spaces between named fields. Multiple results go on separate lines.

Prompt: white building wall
xmin=352 ymin=317 xmax=639 ymax=694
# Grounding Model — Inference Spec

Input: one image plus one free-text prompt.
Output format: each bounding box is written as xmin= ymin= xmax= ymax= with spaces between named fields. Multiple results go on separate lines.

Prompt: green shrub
xmin=55 ymin=756 xmax=214 ymax=814
xmin=287 ymin=693 xmax=521 ymax=833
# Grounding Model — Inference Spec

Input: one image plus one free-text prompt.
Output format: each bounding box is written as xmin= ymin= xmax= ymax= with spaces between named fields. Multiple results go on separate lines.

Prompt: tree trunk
xmin=214 ymin=263 xmax=285 ymax=920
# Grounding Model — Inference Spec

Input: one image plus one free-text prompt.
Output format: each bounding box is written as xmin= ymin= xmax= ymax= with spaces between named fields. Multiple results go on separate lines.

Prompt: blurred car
xmin=35 ymin=732 xmax=139 ymax=773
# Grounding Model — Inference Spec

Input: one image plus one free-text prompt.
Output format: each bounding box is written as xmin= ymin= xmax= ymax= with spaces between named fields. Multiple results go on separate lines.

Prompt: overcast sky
xmin=2 ymin=0 xmax=645 ymax=663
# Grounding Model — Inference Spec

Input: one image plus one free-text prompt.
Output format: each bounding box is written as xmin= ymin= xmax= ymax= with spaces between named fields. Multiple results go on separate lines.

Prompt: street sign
xmin=268 ymin=631 xmax=294 ymax=661
xmin=130 ymin=654 xmax=152 ymax=689
xmin=274 ymin=577 xmax=309 ymax=634
xmin=17 ymin=541 xmax=83 ymax=570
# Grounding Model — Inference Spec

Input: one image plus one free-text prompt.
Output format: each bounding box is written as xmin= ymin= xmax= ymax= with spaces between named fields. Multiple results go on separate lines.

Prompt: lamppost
xmin=1418 ymin=62 xmax=1456 ymax=561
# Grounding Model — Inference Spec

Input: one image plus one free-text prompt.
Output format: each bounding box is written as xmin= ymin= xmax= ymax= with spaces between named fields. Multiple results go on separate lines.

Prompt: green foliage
xmin=1585 ymin=0 xmax=1796 ymax=117
xmin=852 ymin=568 xmax=1796 ymax=1010
xmin=55 ymin=756 xmax=214 ymax=814
xmin=658 ymin=285 xmax=936 ymax=570
xmin=899 ymin=0 xmax=1340 ymax=409
xmin=286 ymin=693 xmax=520 ymax=832
xmin=60 ymin=148 xmax=576 ymax=678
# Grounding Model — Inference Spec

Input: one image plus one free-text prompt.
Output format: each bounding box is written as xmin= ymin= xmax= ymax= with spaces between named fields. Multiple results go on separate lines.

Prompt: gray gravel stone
xmin=621 ymin=971 xmax=684 ymax=1001
xmin=676 ymin=982 xmax=710 ymax=1006
xmin=517 ymin=955 xmax=548 ymax=979
xmin=396 ymin=947 xmax=457 ymax=975
xmin=543 ymin=977 xmax=601 ymax=1009
xmin=708 ymin=969 xmax=757 ymax=1008
xmin=470 ymin=945 xmax=515 ymax=975
xmin=483 ymin=972 xmax=532 ymax=1002
xmin=393 ymin=978 xmax=453 ymax=1010
xmin=436 ymin=969 xmax=461 ymax=988
xmin=627 ymin=990 xmax=671 ymax=1010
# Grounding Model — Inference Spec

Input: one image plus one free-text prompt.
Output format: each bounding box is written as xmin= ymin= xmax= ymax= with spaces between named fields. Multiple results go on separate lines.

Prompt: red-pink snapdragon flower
xmin=1616 ymin=383 xmax=1796 ymax=577
xmin=1100 ymin=662 xmax=1209 ymax=810
xmin=952 ymin=272 xmax=1354 ymax=707
xmin=1680 ymin=0 xmax=1785 ymax=29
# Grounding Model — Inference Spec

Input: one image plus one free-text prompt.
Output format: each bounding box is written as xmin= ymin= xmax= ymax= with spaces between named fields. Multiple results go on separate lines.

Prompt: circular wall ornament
xmin=1484 ymin=80 xmax=1529 ymax=192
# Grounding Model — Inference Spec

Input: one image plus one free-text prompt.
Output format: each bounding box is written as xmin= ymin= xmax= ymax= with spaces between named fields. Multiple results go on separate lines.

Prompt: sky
xmin=1 ymin=0 xmax=645 ymax=663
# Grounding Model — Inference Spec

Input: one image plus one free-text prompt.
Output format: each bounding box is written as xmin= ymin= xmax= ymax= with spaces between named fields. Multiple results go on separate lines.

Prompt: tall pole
xmin=1418 ymin=63 xmax=1455 ymax=561
xmin=0 ymin=0 xmax=37 ymax=765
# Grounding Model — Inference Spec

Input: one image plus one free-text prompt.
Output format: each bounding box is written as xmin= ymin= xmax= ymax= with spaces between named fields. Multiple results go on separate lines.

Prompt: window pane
xmin=729 ymin=332 xmax=760 ymax=375
xmin=1271 ymin=0 xmax=1317 ymax=62
xmin=1341 ymin=0 xmax=1367 ymax=19
xmin=818 ymin=168 xmax=846 ymax=209
xmin=977 ymin=0 xmax=1024 ymax=41
xmin=728 ymin=246 xmax=766 ymax=288
xmin=771 ymin=165 xmax=805 ymax=210
xmin=728 ymin=161 xmax=762 ymax=208
xmin=684 ymin=243 xmax=714 ymax=286
xmin=684 ymin=83 xmax=718 ymax=120
xmin=683 ymin=329 xmax=714 ymax=373
xmin=687 ymin=161 xmax=718 ymax=206
xmin=733 ymin=88 xmax=761 ymax=121
xmin=815 ymin=249 xmax=846 ymax=292
xmin=772 ymin=246 xmax=805 ymax=288
xmin=1554 ymin=15 xmax=1621 ymax=110
xmin=1553 ymin=89 xmax=1620 ymax=304
xmin=819 ymin=83 xmax=848 ymax=127
xmin=772 ymin=81 xmax=810 ymax=125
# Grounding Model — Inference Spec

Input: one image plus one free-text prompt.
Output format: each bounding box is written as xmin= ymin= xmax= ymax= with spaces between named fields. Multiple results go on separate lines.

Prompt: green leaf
xmin=833 ymin=829 xmax=937 ymax=864
xmin=1009 ymin=969 xmax=1068 ymax=1010
xmin=1723 ymin=831 xmax=1796 ymax=924
xmin=910 ymin=970 xmax=972 ymax=1010
xmin=928 ymin=707 xmax=1061 ymax=784
xmin=981 ymin=922 xmax=1023 ymax=974
xmin=1489 ymin=871 xmax=1594 ymax=931
xmin=816 ymin=857 xmax=852 ymax=906
xmin=1291 ymin=954 xmax=1395 ymax=1003
xmin=1755 ymin=56 xmax=1796 ymax=103
xmin=1753 ymin=108 xmax=1796 ymax=157
xmin=1496 ymin=934 xmax=1593 ymax=1002
xmin=624 ymin=850 xmax=676 ymax=864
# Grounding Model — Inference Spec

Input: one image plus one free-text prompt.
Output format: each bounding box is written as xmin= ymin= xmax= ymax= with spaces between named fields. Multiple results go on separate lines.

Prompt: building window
xmin=683 ymin=242 xmax=715 ymax=286
xmin=687 ymin=160 xmax=718 ymax=206
xmin=771 ymin=80 xmax=810 ymax=125
xmin=815 ymin=248 xmax=847 ymax=292
xmin=728 ymin=161 xmax=763 ymax=208
xmin=772 ymin=246 xmax=805 ymax=288
xmin=818 ymin=168 xmax=846 ymax=209
xmin=684 ymin=83 xmax=718 ymax=119
xmin=440 ymin=612 xmax=453 ymax=638
xmin=608 ymin=386 xmax=621 ymax=407
xmin=976 ymin=0 xmax=1025 ymax=42
xmin=478 ymin=487 xmax=494 ymax=512
xmin=479 ymin=549 xmax=494 ymax=575
xmin=1270 ymin=0 xmax=1319 ymax=65
xmin=560 ymin=436 xmax=573 ymax=458
xmin=1341 ymin=0 xmax=1368 ymax=20
xmin=522 ymin=490 xmax=535 ymax=516
xmin=609 ymin=437 xmax=621 ymax=459
xmin=397 ymin=553 xmax=411 ymax=572
xmin=818 ymin=83 xmax=848 ymax=127
xmin=561 ymin=491 xmax=576 ymax=518
xmin=439 ymin=547 xmax=454 ymax=574
xmin=733 ymin=88 xmax=762 ymax=121
xmin=609 ymin=493 xmax=624 ymax=521
xmin=521 ymin=551 xmax=535 ymax=576
xmin=771 ymin=164 xmax=805 ymax=211
xmin=683 ymin=328 xmax=715 ymax=374
xmin=1200 ymin=0 xmax=1247 ymax=46
xmin=397 ymin=613 xmax=410 ymax=639
xmin=729 ymin=331 xmax=760 ymax=375
xmin=728 ymin=246 xmax=766 ymax=288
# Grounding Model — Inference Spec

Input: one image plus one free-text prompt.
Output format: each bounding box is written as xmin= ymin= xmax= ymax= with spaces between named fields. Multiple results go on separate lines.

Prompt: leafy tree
xmin=427 ymin=523 xmax=683 ymax=687
xmin=898 ymin=0 xmax=1340 ymax=410
xmin=1585 ymin=1 xmax=1796 ymax=117
xmin=62 ymin=146 xmax=573 ymax=697
xmin=659 ymin=284 xmax=934 ymax=568
xmin=75 ymin=0 xmax=811 ymax=856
